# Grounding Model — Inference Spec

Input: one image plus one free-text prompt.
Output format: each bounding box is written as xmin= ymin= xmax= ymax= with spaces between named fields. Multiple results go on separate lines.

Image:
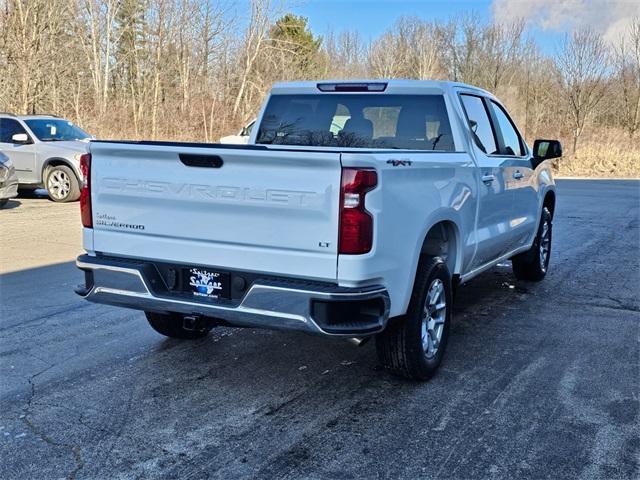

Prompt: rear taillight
xmin=79 ymin=153 xmax=92 ymax=228
xmin=339 ymin=168 xmax=377 ymax=254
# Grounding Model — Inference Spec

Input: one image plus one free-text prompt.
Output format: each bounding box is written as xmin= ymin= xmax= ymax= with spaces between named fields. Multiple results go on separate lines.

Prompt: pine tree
xmin=269 ymin=14 xmax=322 ymax=77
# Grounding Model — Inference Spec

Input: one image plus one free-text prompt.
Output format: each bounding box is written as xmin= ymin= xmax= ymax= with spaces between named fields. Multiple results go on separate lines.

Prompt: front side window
xmin=256 ymin=94 xmax=455 ymax=151
xmin=490 ymin=101 xmax=524 ymax=156
xmin=459 ymin=94 xmax=497 ymax=155
xmin=24 ymin=119 xmax=90 ymax=142
xmin=0 ymin=119 xmax=28 ymax=143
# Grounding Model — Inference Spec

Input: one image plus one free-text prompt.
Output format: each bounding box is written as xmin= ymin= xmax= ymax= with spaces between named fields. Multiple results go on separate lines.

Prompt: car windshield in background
xmin=24 ymin=119 xmax=90 ymax=142
xmin=256 ymin=94 xmax=454 ymax=151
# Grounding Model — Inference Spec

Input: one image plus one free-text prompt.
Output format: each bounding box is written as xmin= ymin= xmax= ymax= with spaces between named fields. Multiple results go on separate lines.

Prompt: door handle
xmin=513 ymin=171 xmax=524 ymax=180
xmin=481 ymin=174 xmax=495 ymax=184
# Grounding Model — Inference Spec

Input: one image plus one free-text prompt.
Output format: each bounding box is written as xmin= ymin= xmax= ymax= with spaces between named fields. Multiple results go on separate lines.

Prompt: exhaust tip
xmin=347 ymin=337 xmax=370 ymax=347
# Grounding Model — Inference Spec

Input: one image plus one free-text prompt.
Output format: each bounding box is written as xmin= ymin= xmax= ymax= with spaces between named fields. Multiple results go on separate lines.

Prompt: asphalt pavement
xmin=1 ymin=180 xmax=638 ymax=480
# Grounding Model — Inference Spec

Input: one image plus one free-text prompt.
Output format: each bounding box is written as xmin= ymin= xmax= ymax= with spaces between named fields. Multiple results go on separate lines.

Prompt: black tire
xmin=376 ymin=256 xmax=453 ymax=381
xmin=46 ymin=165 xmax=80 ymax=202
xmin=145 ymin=311 xmax=212 ymax=339
xmin=512 ymin=207 xmax=552 ymax=282
xmin=0 ymin=198 xmax=8 ymax=208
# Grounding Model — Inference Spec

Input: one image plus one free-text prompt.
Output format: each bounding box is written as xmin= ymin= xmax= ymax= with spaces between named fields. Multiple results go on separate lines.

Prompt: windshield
xmin=256 ymin=94 xmax=454 ymax=151
xmin=24 ymin=119 xmax=91 ymax=142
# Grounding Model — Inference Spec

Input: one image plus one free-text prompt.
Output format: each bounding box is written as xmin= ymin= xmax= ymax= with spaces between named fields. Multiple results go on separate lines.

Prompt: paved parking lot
xmin=1 ymin=180 xmax=639 ymax=480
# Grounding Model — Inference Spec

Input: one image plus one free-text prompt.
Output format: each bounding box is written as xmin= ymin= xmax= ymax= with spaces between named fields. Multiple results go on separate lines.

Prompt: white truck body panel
xmin=79 ymin=79 xmax=556 ymax=333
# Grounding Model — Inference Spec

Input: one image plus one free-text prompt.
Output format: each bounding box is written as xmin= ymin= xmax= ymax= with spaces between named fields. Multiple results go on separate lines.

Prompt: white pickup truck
xmin=75 ymin=80 xmax=561 ymax=380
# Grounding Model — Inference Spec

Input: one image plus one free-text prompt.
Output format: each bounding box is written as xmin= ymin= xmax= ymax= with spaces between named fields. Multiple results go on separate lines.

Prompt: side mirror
xmin=533 ymin=139 xmax=562 ymax=161
xmin=11 ymin=133 xmax=30 ymax=144
xmin=243 ymin=122 xmax=255 ymax=137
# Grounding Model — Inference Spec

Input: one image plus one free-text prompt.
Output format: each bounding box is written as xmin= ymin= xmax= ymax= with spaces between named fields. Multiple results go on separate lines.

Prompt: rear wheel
xmin=145 ymin=312 xmax=212 ymax=339
xmin=512 ymin=207 xmax=552 ymax=282
xmin=376 ymin=256 xmax=452 ymax=381
xmin=46 ymin=165 xmax=80 ymax=202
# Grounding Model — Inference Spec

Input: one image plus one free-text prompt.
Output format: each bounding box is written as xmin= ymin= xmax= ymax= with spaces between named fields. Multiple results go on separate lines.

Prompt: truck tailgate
xmin=89 ymin=142 xmax=341 ymax=280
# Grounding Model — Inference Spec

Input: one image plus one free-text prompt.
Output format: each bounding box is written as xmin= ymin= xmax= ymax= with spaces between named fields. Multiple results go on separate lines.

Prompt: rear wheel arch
xmin=42 ymin=160 xmax=81 ymax=202
xmin=395 ymin=219 xmax=461 ymax=319
xmin=42 ymin=157 xmax=80 ymax=184
xmin=419 ymin=220 xmax=461 ymax=276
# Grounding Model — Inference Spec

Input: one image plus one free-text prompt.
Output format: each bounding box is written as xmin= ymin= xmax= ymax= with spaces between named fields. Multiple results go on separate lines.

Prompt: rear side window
xmin=0 ymin=119 xmax=28 ymax=143
xmin=459 ymin=95 xmax=497 ymax=155
xmin=490 ymin=101 xmax=524 ymax=156
xmin=256 ymin=94 xmax=455 ymax=151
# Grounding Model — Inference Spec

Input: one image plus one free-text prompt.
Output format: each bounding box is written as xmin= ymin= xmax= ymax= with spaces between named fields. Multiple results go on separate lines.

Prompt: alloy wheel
xmin=47 ymin=169 xmax=71 ymax=200
xmin=421 ymin=278 xmax=447 ymax=359
xmin=539 ymin=219 xmax=551 ymax=272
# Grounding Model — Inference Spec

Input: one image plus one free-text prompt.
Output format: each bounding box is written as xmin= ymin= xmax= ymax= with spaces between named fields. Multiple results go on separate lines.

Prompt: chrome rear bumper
xmin=76 ymin=255 xmax=390 ymax=336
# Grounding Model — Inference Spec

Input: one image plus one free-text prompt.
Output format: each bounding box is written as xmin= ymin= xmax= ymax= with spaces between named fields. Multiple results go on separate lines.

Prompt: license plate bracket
xmin=183 ymin=267 xmax=230 ymax=299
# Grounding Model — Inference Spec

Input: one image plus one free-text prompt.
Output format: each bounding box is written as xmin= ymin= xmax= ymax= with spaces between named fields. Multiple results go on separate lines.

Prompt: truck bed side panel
xmin=338 ymin=151 xmax=479 ymax=317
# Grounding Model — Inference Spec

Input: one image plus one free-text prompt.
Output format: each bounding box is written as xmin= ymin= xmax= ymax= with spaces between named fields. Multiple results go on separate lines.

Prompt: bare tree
xmin=614 ymin=18 xmax=640 ymax=138
xmin=232 ymin=0 xmax=275 ymax=117
xmin=440 ymin=15 xmax=484 ymax=84
xmin=368 ymin=17 xmax=442 ymax=80
xmin=555 ymin=28 xmax=609 ymax=153
xmin=78 ymin=0 xmax=121 ymax=116
xmin=368 ymin=31 xmax=404 ymax=78
xmin=324 ymin=30 xmax=367 ymax=79
xmin=478 ymin=20 xmax=527 ymax=91
xmin=2 ymin=0 xmax=71 ymax=113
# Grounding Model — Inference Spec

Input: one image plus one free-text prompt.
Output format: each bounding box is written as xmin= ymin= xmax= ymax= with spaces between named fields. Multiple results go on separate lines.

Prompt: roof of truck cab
xmin=270 ymin=79 xmax=492 ymax=96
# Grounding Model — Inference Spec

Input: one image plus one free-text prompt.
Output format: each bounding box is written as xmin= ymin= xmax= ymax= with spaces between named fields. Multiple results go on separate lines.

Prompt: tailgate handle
xmin=179 ymin=154 xmax=223 ymax=168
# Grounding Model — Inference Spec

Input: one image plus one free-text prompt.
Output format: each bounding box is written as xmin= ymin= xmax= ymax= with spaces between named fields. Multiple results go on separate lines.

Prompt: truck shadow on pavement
xmin=3 ymin=258 xmax=637 ymax=479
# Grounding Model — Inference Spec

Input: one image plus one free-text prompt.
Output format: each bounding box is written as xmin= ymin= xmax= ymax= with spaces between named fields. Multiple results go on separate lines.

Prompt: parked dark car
xmin=0 ymin=151 xmax=18 ymax=207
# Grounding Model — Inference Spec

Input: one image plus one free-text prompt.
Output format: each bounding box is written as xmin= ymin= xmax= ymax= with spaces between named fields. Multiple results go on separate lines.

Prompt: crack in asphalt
xmin=20 ymin=362 xmax=85 ymax=480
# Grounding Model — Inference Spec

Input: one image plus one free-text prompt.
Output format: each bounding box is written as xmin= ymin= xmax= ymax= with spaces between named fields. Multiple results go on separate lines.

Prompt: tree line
xmin=1 ymin=0 xmax=638 ymax=174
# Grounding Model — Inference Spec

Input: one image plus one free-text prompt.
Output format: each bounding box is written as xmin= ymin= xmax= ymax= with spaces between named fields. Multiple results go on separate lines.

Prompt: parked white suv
xmin=219 ymin=119 xmax=255 ymax=144
xmin=75 ymin=80 xmax=561 ymax=380
xmin=0 ymin=114 xmax=92 ymax=202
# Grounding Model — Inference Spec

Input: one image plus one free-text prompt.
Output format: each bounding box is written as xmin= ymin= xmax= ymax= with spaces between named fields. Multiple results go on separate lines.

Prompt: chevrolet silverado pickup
xmin=75 ymin=80 xmax=562 ymax=380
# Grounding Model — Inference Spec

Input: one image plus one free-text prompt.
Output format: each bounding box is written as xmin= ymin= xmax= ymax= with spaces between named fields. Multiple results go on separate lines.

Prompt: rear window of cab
xmin=256 ymin=94 xmax=454 ymax=151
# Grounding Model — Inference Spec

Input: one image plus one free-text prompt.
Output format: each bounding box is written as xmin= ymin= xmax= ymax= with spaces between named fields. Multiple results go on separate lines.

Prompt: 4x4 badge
xmin=387 ymin=159 xmax=412 ymax=167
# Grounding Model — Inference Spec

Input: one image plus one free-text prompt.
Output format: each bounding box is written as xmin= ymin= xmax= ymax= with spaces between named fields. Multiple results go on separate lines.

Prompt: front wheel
xmin=145 ymin=312 xmax=212 ymax=339
xmin=46 ymin=165 xmax=80 ymax=202
xmin=512 ymin=207 xmax=552 ymax=282
xmin=376 ymin=256 xmax=452 ymax=381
